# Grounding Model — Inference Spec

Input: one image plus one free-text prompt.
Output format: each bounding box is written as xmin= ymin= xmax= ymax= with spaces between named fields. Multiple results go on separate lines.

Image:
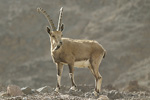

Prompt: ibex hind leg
xmin=90 ymin=54 xmax=103 ymax=94
xmin=89 ymin=68 xmax=102 ymax=93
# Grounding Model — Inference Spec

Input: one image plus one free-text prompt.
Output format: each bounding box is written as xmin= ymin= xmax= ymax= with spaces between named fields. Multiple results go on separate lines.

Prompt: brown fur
xmin=51 ymin=38 xmax=105 ymax=64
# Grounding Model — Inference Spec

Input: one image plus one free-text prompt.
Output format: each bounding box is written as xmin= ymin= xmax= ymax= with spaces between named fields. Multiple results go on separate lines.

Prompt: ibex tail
xmin=103 ymin=50 xmax=106 ymax=58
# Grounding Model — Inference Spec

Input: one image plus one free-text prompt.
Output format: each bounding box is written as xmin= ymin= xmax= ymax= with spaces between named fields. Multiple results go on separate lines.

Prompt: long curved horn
xmin=37 ymin=7 xmax=56 ymax=31
xmin=57 ymin=7 xmax=63 ymax=31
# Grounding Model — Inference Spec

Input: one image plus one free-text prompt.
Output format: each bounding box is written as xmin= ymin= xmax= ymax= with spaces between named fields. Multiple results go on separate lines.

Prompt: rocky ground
xmin=0 ymin=81 xmax=150 ymax=100
xmin=0 ymin=0 xmax=150 ymax=88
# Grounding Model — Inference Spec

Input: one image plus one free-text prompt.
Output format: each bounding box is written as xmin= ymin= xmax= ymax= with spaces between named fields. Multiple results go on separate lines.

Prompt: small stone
xmin=37 ymin=86 xmax=53 ymax=93
xmin=31 ymin=89 xmax=39 ymax=94
xmin=98 ymin=95 xmax=109 ymax=100
xmin=69 ymin=89 xmax=79 ymax=96
xmin=43 ymin=97 xmax=51 ymax=100
xmin=23 ymin=97 xmax=28 ymax=100
xmin=9 ymin=96 xmax=22 ymax=100
xmin=108 ymin=90 xmax=123 ymax=99
xmin=60 ymin=94 xmax=70 ymax=99
xmin=7 ymin=85 xmax=24 ymax=96
xmin=21 ymin=87 xmax=32 ymax=95
xmin=14 ymin=96 xmax=22 ymax=100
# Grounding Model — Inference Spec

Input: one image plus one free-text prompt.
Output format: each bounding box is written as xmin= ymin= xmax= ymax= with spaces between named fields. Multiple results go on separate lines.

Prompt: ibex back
xmin=37 ymin=7 xmax=106 ymax=95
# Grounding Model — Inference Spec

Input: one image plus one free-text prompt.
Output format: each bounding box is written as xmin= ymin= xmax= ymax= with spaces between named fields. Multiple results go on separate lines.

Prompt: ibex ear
xmin=46 ymin=26 xmax=51 ymax=35
xmin=60 ymin=23 xmax=64 ymax=32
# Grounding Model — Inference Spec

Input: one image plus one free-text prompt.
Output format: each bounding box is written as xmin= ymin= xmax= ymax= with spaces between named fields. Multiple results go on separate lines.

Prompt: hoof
xmin=70 ymin=86 xmax=76 ymax=91
xmin=93 ymin=90 xmax=98 ymax=96
xmin=54 ymin=87 xmax=59 ymax=92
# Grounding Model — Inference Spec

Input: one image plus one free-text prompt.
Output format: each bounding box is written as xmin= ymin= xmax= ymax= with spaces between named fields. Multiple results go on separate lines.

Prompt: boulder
xmin=21 ymin=87 xmax=32 ymax=95
xmin=7 ymin=85 xmax=24 ymax=96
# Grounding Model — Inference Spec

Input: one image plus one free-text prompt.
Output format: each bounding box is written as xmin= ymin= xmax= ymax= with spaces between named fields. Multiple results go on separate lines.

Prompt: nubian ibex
xmin=37 ymin=7 xmax=106 ymax=94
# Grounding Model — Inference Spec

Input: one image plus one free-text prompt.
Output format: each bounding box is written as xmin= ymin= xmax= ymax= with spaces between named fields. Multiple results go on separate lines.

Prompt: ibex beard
xmin=37 ymin=7 xmax=106 ymax=95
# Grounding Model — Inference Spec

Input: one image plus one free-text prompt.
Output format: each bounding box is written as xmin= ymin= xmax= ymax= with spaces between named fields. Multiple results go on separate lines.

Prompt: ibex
xmin=37 ymin=7 xmax=106 ymax=94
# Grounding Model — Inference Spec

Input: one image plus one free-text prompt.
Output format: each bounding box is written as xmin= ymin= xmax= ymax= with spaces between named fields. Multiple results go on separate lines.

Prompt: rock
xmin=68 ymin=89 xmax=80 ymax=96
xmin=23 ymin=97 xmax=28 ymax=100
xmin=37 ymin=86 xmax=53 ymax=93
xmin=124 ymin=80 xmax=150 ymax=92
xmin=7 ymin=85 xmax=24 ymax=96
xmin=60 ymin=94 xmax=70 ymax=99
xmin=8 ymin=96 xmax=22 ymax=100
xmin=107 ymin=90 xmax=123 ymax=99
xmin=124 ymin=80 xmax=140 ymax=92
xmin=43 ymin=97 xmax=51 ymax=100
xmin=98 ymin=95 xmax=109 ymax=100
xmin=14 ymin=96 xmax=22 ymax=100
xmin=21 ymin=87 xmax=32 ymax=95
xmin=31 ymin=89 xmax=39 ymax=93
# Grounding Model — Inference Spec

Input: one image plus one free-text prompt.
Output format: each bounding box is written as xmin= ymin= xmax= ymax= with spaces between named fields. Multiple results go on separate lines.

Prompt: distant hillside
xmin=114 ymin=57 xmax=150 ymax=89
xmin=0 ymin=0 xmax=150 ymax=88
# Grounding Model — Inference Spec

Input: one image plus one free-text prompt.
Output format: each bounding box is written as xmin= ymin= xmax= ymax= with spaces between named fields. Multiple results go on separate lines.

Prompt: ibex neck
xmin=50 ymin=41 xmax=56 ymax=51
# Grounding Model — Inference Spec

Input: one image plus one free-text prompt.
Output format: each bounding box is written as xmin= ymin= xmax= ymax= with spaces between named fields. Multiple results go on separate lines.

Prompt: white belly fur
xmin=74 ymin=59 xmax=90 ymax=68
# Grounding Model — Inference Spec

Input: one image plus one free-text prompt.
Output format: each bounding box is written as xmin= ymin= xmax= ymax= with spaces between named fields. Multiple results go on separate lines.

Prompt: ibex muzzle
xmin=38 ymin=7 xmax=106 ymax=95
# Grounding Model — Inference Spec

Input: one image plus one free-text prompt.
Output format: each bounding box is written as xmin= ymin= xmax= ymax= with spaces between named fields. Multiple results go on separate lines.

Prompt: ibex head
xmin=37 ymin=7 xmax=64 ymax=50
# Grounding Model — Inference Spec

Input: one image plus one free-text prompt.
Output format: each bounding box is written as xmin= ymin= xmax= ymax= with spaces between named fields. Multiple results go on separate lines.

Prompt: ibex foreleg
xmin=55 ymin=63 xmax=63 ymax=92
xmin=68 ymin=64 xmax=77 ymax=90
